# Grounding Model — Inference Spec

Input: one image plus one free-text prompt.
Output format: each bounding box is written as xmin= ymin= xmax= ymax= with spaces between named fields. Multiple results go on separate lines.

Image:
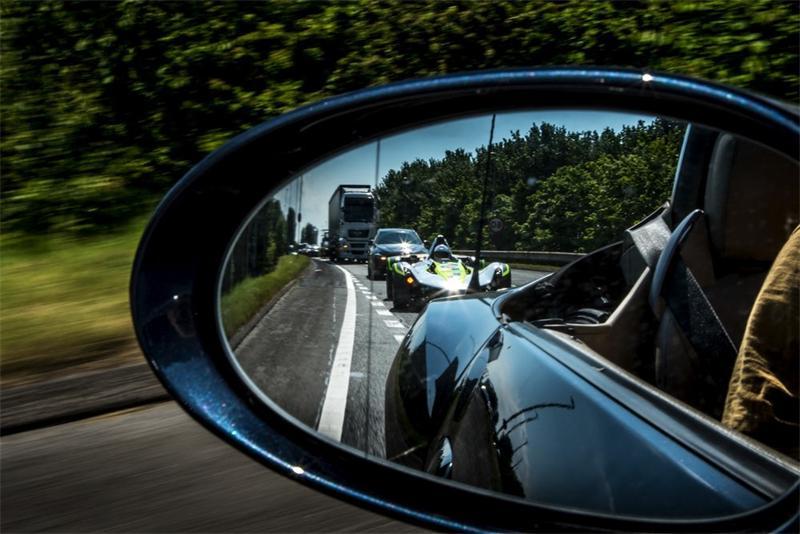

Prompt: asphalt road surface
xmin=234 ymin=260 xmax=547 ymax=458
xmin=1 ymin=402 xmax=423 ymax=533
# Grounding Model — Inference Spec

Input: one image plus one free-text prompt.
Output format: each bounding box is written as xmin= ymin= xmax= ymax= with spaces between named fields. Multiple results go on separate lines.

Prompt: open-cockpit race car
xmin=385 ymin=235 xmax=511 ymax=309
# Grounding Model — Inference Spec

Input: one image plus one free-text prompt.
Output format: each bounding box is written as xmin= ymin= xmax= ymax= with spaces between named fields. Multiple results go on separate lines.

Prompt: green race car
xmin=385 ymin=235 xmax=511 ymax=309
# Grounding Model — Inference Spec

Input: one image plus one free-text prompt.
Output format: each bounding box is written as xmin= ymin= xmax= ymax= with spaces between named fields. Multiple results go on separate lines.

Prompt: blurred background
xmin=1 ymin=1 xmax=798 ymax=532
xmin=3 ymin=0 xmax=799 ymax=384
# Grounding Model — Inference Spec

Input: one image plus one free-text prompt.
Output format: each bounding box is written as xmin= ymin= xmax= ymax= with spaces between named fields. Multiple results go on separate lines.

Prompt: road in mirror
xmin=220 ymin=110 xmax=800 ymax=518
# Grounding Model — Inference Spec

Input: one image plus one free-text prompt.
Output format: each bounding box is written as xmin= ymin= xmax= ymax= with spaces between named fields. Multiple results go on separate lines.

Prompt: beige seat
xmin=653 ymin=134 xmax=799 ymax=418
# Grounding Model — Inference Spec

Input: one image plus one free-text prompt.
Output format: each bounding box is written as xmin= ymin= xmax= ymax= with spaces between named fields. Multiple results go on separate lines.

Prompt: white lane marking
xmin=384 ymin=319 xmax=405 ymax=329
xmin=317 ymin=265 xmax=357 ymax=441
xmin=376 ymin=308 xmax=392 ymax=316
xmin=366 ymin=295 xmax=378 ymax=300
xmin=370 ymin=300 xmax=385 ymax=307
xmin=394 ymin=334 xmax=406 ymax=343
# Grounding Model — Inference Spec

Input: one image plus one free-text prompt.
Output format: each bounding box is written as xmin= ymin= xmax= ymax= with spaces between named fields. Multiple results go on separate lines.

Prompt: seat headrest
xmin=704 ymin=134 xmax=799 ymax=263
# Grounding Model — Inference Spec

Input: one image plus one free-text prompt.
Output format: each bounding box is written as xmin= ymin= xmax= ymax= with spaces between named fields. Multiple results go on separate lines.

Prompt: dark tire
xmin=392 ymin=279 xmax=410 ymax=309
xmin=386 ymin=271 xmax=394 ymax=300
xmin=498 ymin=267 xmax=511 ymax=289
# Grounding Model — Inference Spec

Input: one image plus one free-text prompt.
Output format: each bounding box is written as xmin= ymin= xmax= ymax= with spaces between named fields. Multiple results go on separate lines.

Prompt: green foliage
xmin=0 ymin=219 xmax=146 ymax=378
xmin=378 ymin=119 xmax=684 ymax=253
xmin=223 ymin=199 xmax=287 ymax=292
xmin=1 ymin=0 xmax=797 ymax=235
xmin=300 ymin=223 xmax=318 ymax=244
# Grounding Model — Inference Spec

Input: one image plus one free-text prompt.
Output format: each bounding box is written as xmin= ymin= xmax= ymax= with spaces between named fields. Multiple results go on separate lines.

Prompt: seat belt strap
xmin=650 ymin=209 xmax=739 ymax=413
xmin=663 ymin=258 xmax=739 ymax=382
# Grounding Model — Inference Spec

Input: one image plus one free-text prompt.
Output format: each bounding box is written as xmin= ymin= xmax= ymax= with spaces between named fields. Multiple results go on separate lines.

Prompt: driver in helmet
xmin=432 ymin=243 xmax=453 ymax=262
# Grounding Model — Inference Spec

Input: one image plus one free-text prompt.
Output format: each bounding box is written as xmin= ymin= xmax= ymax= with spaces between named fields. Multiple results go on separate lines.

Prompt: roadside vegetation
xmin=1 ymin=1 xmax=796 ymax=382
xmin=2 ymin=1 xmax=797 ymax=239
xmin=0 ymin=220 xmax=146 ymax=380
xmin=0 ymin=222 xmax=310 ymax=381
xmin=221 ymin=255 xmax=310 ymax=338
xmin=379 ymin=119 xmax=684 ymax=253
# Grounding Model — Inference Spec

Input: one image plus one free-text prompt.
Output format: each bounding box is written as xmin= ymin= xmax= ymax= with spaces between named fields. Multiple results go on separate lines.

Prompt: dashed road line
xmin=353 ymin=270 xmax=408 ymax=344
xmin=317 ymin=265 xmax=357 ymax=441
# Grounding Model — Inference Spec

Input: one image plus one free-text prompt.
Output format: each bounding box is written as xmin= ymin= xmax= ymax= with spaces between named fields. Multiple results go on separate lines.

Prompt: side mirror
xmin=131 ymin=69 xmax=799 ymax=531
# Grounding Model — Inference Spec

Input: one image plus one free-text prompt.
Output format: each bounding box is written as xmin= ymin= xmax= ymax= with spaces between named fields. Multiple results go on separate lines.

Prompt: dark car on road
xmin=320 ymin=231 xmax=332 ymax=259
xmin=298 ymin=243 xmax=320 ymax=257
xmin=366 ymin=228 xmax=427 ymax=280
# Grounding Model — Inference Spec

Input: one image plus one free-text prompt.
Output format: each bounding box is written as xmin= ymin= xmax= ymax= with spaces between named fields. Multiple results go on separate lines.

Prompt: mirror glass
xmin=220 ymin=110 xmax=799 ymax=517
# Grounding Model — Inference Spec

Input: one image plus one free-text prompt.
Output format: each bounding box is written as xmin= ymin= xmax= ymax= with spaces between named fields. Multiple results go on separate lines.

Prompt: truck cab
xmin=328 ymin=185 xmax=379 ymax=262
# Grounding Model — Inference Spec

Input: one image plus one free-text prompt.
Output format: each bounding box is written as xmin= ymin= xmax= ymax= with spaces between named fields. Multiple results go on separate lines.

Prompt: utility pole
xmin=374 ymin=139 xmax=381 ymax=188
xmin=297 ymin=175 xmax=303 ymax=242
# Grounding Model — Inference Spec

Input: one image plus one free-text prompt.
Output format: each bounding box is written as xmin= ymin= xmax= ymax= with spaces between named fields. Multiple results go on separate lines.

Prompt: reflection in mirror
xmin=221 ymin=110 xmax=799 ymax=518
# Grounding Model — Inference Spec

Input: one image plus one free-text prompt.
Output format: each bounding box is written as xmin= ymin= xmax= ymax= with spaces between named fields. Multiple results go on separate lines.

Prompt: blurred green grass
xmin=221 ymin=255 xmax=310 ymax=339
xmin=0 ymin=221 xmax=311 ymax=383
xmin=0 ymin=220 xmax=146 ymax=381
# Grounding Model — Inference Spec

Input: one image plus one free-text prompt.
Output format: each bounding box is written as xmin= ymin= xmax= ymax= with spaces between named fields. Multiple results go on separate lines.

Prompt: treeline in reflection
xmin=220 ymin=199 xmax=312 ymax=339
xmin=377 ymin=119 xmax=684 ymax=253
xmin=223 ymin=199 xmax=288 ymax=292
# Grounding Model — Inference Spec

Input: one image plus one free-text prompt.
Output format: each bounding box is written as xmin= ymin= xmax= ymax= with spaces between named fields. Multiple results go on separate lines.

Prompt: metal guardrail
xmin=452 ymin=249 xmax=584 ymax=266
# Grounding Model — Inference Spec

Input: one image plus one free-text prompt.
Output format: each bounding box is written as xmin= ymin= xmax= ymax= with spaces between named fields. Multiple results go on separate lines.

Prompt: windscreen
xmin=375 ymin=230 xmax=423 ymax=245
xmin=343 ymin=196 xmax=374 ymax=222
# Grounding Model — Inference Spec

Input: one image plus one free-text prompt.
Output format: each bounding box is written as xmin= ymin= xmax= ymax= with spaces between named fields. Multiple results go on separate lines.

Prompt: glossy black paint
xmin=385 ymin=294 xmax=501 ymax=467
xmin=386 ymin=295 xmax=766 ymax=517
xmin=130 ymin=68 xmax=800 ymax=531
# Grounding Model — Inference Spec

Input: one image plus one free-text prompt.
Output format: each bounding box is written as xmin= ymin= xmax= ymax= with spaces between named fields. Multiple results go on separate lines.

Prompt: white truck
xmin=328 ymin=184 xmax=379 ymax=262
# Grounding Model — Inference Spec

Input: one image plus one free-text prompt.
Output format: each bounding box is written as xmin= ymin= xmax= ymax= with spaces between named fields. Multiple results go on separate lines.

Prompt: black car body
xmin=295 ymin=242 xmax=320 ymax=257
xmin=367 ymin=228 xmax=427 ymax=279
xmin=385 ymin=125 xmax=800 ymax=517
